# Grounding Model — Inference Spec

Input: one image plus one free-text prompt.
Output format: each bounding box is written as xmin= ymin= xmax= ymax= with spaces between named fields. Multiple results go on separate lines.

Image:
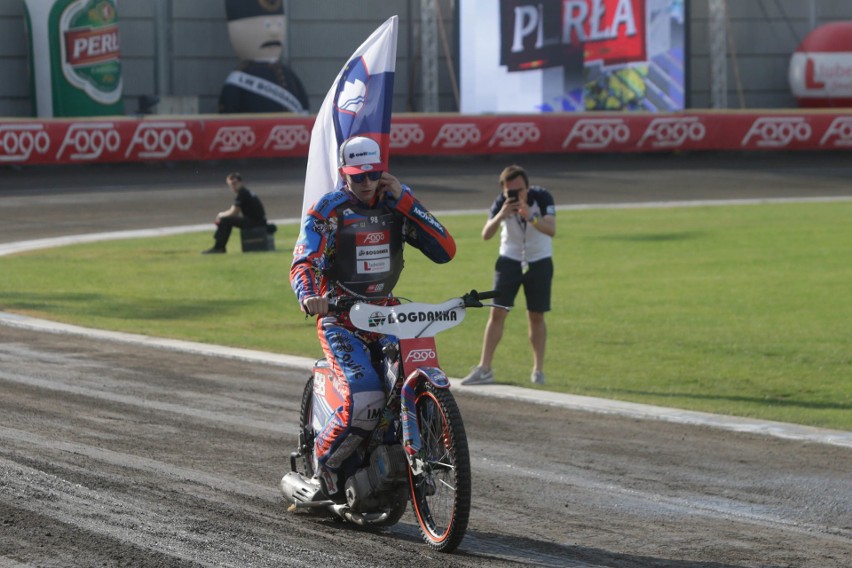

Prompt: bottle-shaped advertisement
xmin=25 ymin=0 xmax=124 ymax=117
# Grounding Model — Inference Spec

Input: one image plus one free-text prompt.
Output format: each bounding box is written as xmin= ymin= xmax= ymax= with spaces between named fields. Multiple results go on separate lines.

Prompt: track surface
xmin=2 ymin=153 xmax=851 ymax=567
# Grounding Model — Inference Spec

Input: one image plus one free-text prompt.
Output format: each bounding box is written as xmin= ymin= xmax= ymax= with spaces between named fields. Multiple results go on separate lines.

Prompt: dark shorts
xmin=493 ymin=256 xmax=553 ymax=312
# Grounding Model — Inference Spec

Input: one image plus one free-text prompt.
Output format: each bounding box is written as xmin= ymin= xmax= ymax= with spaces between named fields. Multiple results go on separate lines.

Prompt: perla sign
xmin=25 ymin=0 xmax=124 ymax=117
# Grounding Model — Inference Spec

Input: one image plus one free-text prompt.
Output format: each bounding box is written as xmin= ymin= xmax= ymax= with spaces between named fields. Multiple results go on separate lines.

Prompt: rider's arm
xmin=386 ymin=183 xmax=456 ymax=263
xmin=290 ymin=199 xmax=334 ymax=313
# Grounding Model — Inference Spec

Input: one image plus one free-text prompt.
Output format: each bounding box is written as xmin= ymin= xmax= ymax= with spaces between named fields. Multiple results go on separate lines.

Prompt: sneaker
xmin=461 ymin=366 xmax=494 ymax=385
xmin=202 ymin=247 xmax=226 ymax=254
xmin=531 ymin=370 xmax=545 ymax=385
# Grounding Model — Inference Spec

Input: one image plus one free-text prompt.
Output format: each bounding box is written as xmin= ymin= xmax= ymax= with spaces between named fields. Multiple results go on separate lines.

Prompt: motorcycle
xmin=280 ymin=289 xmax=500 ymax=553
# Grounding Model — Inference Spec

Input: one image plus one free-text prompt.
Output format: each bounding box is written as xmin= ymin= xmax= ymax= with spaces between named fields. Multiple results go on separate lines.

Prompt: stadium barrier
xmin=2 ymin=111 xmax=851 ymax=166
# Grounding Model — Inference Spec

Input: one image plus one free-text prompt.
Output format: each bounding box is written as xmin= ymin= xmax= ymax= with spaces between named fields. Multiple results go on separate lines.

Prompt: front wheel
xmin=297 ymin=375 xmax=316 ymax=478
xmin=408 ymin=382 xmax=471 ymax=553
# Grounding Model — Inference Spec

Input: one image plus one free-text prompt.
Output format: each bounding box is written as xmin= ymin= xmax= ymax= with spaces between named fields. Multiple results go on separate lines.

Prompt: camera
xmin=507 ymin=189 xmax=520 ymax=202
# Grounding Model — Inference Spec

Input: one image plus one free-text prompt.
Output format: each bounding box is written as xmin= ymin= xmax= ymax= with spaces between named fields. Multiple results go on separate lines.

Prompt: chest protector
xmin=328 ymin=202 xmax=404 ymax=297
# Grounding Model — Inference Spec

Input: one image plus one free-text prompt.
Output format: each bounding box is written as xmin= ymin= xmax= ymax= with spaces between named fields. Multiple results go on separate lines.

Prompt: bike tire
xmin=298 ymin=375 xmax=316 ymax=478
xmin=408 ymin=382 xmax=472 ymax=553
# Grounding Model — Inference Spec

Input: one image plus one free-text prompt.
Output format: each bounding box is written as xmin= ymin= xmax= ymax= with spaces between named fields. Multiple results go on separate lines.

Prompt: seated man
xmin=203 ymin=172 xmax=268 ymax=254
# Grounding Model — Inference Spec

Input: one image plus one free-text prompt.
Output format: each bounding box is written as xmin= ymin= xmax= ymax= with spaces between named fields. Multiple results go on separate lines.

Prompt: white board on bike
xmin=349 ymin=300 xmax=466 ymax=339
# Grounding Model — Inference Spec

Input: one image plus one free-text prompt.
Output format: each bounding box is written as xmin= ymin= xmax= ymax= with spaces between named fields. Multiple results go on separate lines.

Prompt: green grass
xmin=2 ymin=202 xmax=850 ymax=430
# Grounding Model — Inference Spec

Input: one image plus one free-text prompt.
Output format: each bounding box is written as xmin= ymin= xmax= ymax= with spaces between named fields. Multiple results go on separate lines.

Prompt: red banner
xmin=2 ymin=112 xmax=852 ymax=166
xmin=579 ymin=0 xmax=647 ymax=66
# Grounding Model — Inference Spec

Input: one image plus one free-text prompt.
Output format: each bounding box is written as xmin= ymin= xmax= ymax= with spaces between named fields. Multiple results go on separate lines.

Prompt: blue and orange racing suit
xmin=290 ymin=185 xmax=455 ymax=475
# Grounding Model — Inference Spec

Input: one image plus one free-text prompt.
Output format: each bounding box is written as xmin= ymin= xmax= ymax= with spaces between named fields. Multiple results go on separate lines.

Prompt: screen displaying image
xmin=460 ymin=0 xmax=686 ymax=113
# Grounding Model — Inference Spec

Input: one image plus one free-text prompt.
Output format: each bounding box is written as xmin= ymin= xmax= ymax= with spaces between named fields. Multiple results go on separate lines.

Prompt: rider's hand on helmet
xmin=377 ymin=172 xmax=403 ymax=200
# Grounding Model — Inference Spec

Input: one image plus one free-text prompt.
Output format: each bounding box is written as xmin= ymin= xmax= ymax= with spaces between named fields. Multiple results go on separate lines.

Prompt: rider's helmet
xmin=338 ymin=136 xmax=385 ymax=174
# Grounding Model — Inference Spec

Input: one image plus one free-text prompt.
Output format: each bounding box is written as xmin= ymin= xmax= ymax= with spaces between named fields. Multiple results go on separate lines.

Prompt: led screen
xmin=460 ymin=0 xmax=686 ymax=112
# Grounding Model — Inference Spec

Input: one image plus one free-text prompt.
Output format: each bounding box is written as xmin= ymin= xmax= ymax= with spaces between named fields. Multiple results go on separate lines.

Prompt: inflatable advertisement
xmin=218 ymin=0 xmax=309 ymax=114
xmin=788 ymin=21 xmax=852 ymax=108
xmin=24 ymin=0 xmax=124 ymax=117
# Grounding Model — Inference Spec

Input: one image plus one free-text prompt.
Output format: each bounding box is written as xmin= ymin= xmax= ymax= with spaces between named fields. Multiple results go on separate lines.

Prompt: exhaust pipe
xmin=279 ymin=472 xmax=333 ymax=510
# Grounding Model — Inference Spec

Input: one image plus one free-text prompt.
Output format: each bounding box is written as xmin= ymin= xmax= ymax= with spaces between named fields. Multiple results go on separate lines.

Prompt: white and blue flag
xmin=301 ymin=16 xmax=398 ymax=218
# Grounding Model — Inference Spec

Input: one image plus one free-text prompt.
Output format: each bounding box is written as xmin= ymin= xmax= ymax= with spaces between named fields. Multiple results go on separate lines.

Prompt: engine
xmin=344 ymin=444 xmax=409 ymax=512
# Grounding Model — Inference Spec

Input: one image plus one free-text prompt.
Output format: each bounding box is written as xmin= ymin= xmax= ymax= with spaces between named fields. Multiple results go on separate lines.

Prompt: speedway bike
xmin=280 ymin=289 xmax=499 ymax=553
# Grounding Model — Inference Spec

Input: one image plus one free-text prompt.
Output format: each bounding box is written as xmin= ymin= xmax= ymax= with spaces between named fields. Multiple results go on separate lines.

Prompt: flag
xmin=301 ymin=15 xmax=398 ymax=218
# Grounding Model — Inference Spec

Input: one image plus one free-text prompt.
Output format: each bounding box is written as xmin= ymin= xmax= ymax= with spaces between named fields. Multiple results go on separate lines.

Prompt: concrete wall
xmin=2 ymin=1 xmax=852 ymax=117
xmin=689 ymin=0 xmax=852 ymax=108
xmin=1 ymin=0 xmax=456 ymax=117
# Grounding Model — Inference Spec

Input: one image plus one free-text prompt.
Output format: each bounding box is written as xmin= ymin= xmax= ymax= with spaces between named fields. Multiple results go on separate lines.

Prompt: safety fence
xmin=2 ymin=110 xmax=851 ymax=166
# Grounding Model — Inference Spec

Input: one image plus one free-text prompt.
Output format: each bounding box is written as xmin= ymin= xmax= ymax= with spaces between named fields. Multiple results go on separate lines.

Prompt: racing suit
xmin=290 ymin=185 xmax=455 ymax=483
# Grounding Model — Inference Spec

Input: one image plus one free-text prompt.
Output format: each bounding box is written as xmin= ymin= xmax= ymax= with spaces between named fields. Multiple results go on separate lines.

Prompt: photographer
xmin=462 ymin=165 xmax=556 ymax=386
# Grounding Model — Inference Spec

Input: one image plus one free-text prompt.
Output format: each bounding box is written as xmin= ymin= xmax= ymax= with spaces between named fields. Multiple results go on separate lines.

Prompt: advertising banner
xmin=788 ymin=21 xmax=852 ymax=108
xmin=24 ymin=0 xmax=124 ymax=117
xmin=3 ymin=112 xmax=852 ymax=166
xmin=460 ymin=0 xmax=686 ymax=113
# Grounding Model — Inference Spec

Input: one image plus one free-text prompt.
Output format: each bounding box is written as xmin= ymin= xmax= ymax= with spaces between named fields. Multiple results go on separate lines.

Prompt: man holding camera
xmin=462 ymin=165 xmax=556 ymax=386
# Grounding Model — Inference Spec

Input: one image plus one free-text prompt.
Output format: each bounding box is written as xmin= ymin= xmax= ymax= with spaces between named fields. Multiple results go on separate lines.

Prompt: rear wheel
xmin=408 ymin=383 xmax=471 ymax=552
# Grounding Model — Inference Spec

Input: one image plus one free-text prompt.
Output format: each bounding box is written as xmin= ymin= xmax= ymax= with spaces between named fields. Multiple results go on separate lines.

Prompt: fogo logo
xmin=433 ymin=124 xmax=481 ymax=148
xmin=57 ymin=122 xmax=120 ymax=160
xmin=741 ymin=117 xmax=811 ymax=148
xmin=0 ymin=124 xmax=51 ymax=163
xmin=488 ymin=122 xmax=541 ymax=148
xmin=637 ymin=117 xmax=706 ymax=149
xmin=562 ymin=118 xmax=630 ymax=150
xmin=359 ymin=232 xmax=386 ymax=245
xmin=390 ymin=123 xmax=425 ymax=148
xmin=819 ymin=117 xmax=852 ymax=147
xmin=125 ymin=122 xmax=193 ymax=159
xmin=405 ymin=349 xmax=437 ymax=363
xmin=209 ymin=126 xmax=256 ymax=153
xmin=263 ymin=125 xmax=310 ymax=151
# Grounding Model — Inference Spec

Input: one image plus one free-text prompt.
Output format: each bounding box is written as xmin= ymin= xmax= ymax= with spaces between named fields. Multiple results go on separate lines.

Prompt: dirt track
xmin=1 ymin=153 xmax=851 ymax=567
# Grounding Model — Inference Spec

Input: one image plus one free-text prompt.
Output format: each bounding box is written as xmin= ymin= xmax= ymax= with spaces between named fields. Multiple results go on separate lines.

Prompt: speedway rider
xmin=289 ymin=135 xmax=456 ymax=500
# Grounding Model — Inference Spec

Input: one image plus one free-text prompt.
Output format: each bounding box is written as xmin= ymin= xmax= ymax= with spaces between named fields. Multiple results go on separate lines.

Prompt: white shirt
xmin=490 ymin=186 xmax=555 ymax=263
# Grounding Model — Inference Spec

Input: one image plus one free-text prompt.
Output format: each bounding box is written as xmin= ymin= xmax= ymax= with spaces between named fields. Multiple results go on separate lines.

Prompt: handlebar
xmin=461 ymin=289 xmax=500 ymax=308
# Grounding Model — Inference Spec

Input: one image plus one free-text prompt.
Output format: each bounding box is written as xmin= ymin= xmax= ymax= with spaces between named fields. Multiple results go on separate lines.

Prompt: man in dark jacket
xmin=203 ymin=172 xmax=267 ymax=254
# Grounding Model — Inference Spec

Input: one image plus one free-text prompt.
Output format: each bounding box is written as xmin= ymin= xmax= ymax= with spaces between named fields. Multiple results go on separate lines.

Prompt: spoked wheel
xmin=408 ymin=382 xmax=471 ymax=552
xmin=297 ymin=376 xmax=316 ymax=478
